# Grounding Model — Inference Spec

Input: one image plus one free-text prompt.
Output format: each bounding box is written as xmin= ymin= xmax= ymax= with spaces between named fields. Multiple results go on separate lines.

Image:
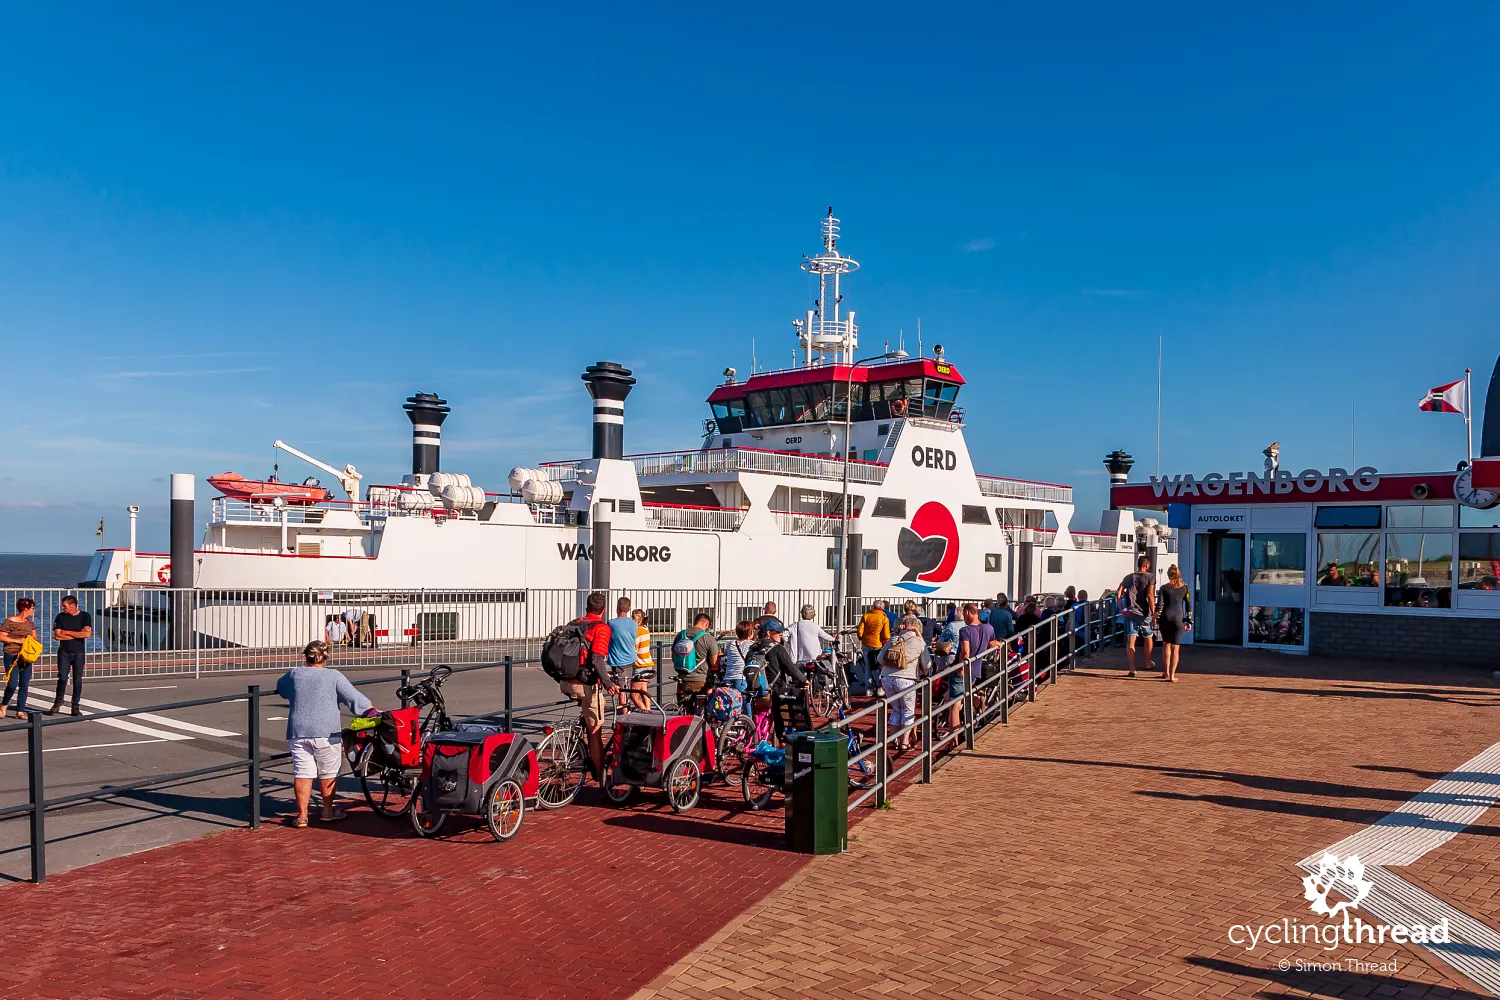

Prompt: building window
xmin=961 ymin=504 xmax=991 ymax=524
xmin=1460 ymin=507 xmax=1500 ymax=528
xmin=872 ymin=498 xmax=907 ymax=519
xmin=1386 ymin=504 xmax=1454 ymax=529
xmin=1249 ymin=533 xmax=1306 ymax=586
xmin=1384 ymin=532 xmax=1453 ymax=607
xmin=984 ymin=553 xmax=1002 ymax=572
xmin=1047 ymin=555 xmax=1063 ymax=574
xmin=1316 ymin=533 xmax=1379 ymax=586
xmin=1314 ymin=505 xmax=1381 ymax=529
xmin=1248 ymin=606 xmax=1305 ymax=646
xmin=1458 ymin=532 xmax=1500 ymax=590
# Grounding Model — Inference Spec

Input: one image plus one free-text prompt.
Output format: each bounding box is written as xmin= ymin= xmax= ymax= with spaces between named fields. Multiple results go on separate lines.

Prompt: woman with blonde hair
xmin=1156 ymin=564 xmax=1191 ymax=682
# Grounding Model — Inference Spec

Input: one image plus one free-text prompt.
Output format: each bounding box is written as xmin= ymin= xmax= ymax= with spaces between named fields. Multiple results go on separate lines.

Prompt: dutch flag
xmin=1418 ymin=378 xmax=1466 ymax=414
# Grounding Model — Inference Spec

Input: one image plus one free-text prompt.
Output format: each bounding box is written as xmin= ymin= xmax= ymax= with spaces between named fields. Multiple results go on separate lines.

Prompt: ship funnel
xmin=1104 ymin=450 xmax=1135 ymax=508
xmin=403 ymin=392 xmax=451 ymax=476
xmin=580 ymin=362 xmax=637 ymax=460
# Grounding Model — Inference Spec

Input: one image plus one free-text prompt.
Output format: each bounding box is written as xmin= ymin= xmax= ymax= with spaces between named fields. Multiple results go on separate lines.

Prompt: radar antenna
xmin=792 ymin=207 xmax=860 ymax=366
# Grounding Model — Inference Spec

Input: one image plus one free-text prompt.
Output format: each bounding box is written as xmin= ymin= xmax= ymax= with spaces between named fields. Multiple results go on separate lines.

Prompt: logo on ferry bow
xmin=894 ymin=502 xmax=959 ymax=595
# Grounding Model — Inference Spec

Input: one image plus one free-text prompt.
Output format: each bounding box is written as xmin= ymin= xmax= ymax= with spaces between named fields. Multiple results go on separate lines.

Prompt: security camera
xmin=934 ymin=344 xmax=944 ymax=358
xmin=723 ymin=367 xmax=737 ymax=380
xmin=127 ymin=505 xmax=140 ymax=514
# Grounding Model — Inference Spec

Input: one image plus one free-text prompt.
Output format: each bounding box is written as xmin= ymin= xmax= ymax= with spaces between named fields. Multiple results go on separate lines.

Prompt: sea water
xmin=0 ymin=553 xmax=92 ymax=589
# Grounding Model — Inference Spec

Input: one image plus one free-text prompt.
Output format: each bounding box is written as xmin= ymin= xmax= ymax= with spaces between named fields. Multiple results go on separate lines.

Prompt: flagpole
xmin=1466 ymin=368 xmax=1474 ymax=466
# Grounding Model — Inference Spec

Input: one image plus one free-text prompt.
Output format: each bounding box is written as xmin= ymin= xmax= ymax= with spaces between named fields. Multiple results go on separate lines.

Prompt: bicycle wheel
xmin=741 ymin=759 xmax=775 ymax=810
xmin=716 ymin=714 xmax=753 ymax=779
xmin=666 ymin=757 xmax=701 ymax=813
xmin=809 ymin=680 xmax=833 ymax=718
xmin=409 ymin=790 xmax=447 ymax=837
xmin=362 ymin=767 xmax=417 ymax=819
xmin=846 ymin=731 xmax=877 ymax=790
xmin=483 ymin=779 xmax=525 ymax=842
xmin=535 ymin=727 xmax=585 ymax=810
xmin=603 ymin=773 xmax=638 ymax=806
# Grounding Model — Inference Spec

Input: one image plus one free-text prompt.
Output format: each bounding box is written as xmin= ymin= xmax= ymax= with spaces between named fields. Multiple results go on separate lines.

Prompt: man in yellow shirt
xmin=856 ymin=600 xmax=891 ymax=696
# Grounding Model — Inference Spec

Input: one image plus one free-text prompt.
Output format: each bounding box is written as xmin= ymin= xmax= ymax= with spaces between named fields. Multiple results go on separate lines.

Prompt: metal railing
xmin=1070 ymin=531 xmax=1118 ymax=552
xmin=772 ymin=511 xmax=847 ymax=536
xmin=976 ymin=475 xmax=1074 ymax=504
xmin=0 ymin=587 xmax=834 ymax=680
xmin=824 ymin=598 xmax=1122 ymax=811
xmin=0 ymin=654 xmax=618 ymax=883
xmin=544 ymin=448 xmax=890 ymax=486
xmin=643 ymin=504 xmax=747 ymax=532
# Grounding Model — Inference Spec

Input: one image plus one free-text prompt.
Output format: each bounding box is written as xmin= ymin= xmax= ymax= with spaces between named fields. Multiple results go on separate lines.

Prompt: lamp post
xmin=834 ymin=351 xmax=904 ymax=636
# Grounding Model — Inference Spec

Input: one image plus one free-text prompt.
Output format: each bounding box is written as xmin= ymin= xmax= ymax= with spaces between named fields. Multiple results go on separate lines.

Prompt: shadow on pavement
xmin=602 ymin=811 xmax=787 ymax=851
xmin=1219 ymin=683 xmax=1500 ymax=706
xmin=1185 ymin=955 xmax=1495 ymax=1000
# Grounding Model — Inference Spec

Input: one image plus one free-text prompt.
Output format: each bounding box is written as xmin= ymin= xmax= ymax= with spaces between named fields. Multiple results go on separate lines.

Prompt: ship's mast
xmin=794 ymin=207 xmax=860 ymax=366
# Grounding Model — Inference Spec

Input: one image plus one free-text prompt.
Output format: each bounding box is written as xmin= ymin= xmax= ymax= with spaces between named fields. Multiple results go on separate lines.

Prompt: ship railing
xmin=1069 ymin=531 xmax=1118 ymax=552
xmin=772 ymin=510 xmax=847 ymax=536
xmin=642 ymin=503 xmax=746 ymax=532
xmin=543 ymin=447 xmax=889 ymax=486
xmin=976 ymin=475 xmax=1074 ymax=504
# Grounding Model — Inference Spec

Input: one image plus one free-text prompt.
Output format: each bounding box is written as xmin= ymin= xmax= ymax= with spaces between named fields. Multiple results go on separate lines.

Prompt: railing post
xmin=919 ymin=679 xmax=932 ymax=783
xmin=399 ymin=669 xmax=412 ymax=708
xmin=418 ymin=589 xmax=426 ymax=671
xmin=1028 ymin=629 xmax=1038 ymax=702
xmin=1052 ymin=618 xmax=1061 ymax=683
xmin=247 ymin=685 xmax=261 ymax=830
xmin=963 ymin=661 xmax=975 ymax=751
xmin=503 ymin=655 xmax=513 ymax=732
xmin=192 ymin=590 xmax=201 ymax=680
xmin=1001 ymin=646 xmax=1010 ymax=724
xmin=28 ymin=712 xmax=45 ymax=883
xmin=655 ymin=641 xmax=666 ymax=707
xmin=874 ymin=701 xmax=888 ymax=807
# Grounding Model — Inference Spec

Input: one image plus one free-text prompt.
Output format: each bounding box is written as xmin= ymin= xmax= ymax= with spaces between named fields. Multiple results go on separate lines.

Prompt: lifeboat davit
xmin=208 ymin=472 xmax=330 ymax=505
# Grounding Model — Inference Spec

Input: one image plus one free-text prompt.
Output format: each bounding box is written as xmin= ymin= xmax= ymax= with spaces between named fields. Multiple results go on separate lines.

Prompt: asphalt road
xmin=0 ymin=661 xmax=624 ymax=882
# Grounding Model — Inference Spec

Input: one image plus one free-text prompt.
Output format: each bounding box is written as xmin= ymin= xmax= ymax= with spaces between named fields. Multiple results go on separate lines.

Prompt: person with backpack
xmin=0 ymin=599 xmax=39 ymax=721
xmin=540 ymin=591 xmax=615 ymax=779
xmin=672 ymin=611 xmax=720 ymax=711
xmin=879 ymin=615 xmax=929 ymax=752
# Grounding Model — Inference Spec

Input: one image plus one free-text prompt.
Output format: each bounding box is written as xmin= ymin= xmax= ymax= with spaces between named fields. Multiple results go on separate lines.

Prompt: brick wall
xmin=1310 ymin=610 xmax=1500 ymax=668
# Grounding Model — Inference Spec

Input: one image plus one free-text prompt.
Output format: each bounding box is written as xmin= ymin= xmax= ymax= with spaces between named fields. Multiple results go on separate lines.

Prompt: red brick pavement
xmin=632 ymin=650 xmax=1500 ymax=1000
xmin=3 ymin=781 xmax=806 ymax=1000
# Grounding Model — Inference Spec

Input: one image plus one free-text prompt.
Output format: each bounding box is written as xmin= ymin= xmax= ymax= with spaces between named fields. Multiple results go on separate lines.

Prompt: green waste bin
xmin=785 ymin=728 xmax=849 ymax=855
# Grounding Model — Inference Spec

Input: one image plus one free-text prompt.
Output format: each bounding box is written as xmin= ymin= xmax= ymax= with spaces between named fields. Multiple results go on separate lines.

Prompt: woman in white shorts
xmin=275 ymin=640 xmax=375 ymax=828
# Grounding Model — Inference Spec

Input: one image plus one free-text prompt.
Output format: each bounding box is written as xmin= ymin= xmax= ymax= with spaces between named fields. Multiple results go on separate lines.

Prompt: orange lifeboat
xmin=208 ymin=472 xmax=330 ymax=505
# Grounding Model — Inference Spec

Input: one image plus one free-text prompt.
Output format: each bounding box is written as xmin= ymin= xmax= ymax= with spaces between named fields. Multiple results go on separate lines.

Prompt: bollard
xmin=503 ymin=655 xmax=513 ymax=732
xmin=28 ymin=712 xmax=45 ymax=883
xmin=247 ymin=685 xmax=261 ymax=830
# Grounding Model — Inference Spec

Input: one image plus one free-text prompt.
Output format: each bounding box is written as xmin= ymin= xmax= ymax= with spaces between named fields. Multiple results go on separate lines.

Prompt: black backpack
xmin=540 ymin=618 xmax=602 ymax=683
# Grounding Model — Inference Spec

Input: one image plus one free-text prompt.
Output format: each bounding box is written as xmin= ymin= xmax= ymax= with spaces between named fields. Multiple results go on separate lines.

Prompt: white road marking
xmin=0 ymin=739 xmax=169 ymax=757
xmin=118 ymin=685 xmax=178 ymax=692
xmin=68 ymin=696 xmax=239 ymax=738
xmin=23 ymin=697 xmax=193 ymax=742
xmin=267 ymin=716 xmax=287 ymax=721
xmin=1299 ymin=740 xmax=1500 ymax=993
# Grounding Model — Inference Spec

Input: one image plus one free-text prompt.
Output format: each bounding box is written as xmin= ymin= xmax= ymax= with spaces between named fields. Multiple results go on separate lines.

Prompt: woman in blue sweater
xmin=276 ymin=640 xmax=375 ymax=828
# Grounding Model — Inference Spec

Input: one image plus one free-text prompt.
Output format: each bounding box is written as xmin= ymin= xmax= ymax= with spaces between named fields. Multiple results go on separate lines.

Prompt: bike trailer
xmin=609 ymin=710 xmax=711 ymax=787
xmin=418 ymin=728 xmax=540 ymax=814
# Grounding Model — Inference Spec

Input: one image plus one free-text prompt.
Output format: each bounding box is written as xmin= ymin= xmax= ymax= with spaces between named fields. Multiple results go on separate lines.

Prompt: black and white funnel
xmin=580 ymin=362 xmax=637 ymax=460
xmin=403 ymin=392 xmax=450 ymax=476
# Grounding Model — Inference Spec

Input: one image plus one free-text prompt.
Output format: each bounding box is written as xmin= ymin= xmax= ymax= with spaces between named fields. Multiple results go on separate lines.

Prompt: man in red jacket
xmin=560 ymin=591 xmax=616 ymax=779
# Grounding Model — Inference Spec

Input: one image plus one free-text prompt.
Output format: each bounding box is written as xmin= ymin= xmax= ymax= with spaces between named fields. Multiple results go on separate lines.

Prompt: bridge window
xmin=711 ymin=398 xmax=746 ymax=434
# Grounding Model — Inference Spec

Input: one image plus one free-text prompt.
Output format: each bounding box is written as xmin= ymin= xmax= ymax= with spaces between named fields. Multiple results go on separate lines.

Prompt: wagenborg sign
xmin=1149 ymin=467 xmax=1380 ymax=498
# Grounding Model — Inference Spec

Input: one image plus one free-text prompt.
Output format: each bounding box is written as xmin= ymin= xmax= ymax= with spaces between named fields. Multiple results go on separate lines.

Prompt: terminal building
xmin=1109 ymin=458 xmax=1500 ymax=667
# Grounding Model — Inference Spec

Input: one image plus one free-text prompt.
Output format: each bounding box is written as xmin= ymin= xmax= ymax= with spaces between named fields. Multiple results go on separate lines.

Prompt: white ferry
xmin=85 ymin=212 xmax=1166 ymax=647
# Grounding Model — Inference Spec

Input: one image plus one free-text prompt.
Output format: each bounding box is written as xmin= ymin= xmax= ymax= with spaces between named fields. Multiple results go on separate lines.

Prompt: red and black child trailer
xmin=411 ymin=726 xmax=539 ymax=842
xmin=602 ymin=708 xmax=717 ymax=813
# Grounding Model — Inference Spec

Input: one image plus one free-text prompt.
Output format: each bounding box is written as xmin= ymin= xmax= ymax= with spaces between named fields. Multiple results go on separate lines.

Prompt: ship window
xmin=711 ymin=399 xmax=746 ymax=435
xmin=961 ymin=505 xmax=991 ymax=524
xmin=923 ymin=380 xmax=961 ymax=420
xmin=645 ymin=608 xmax=675 ymax=634
xmin=1047 ymin=556 xmax=1063 ymax=574
xmin=984 ymin=553 xmax=1002 ymax=572
xmin=872 ymin=498 xmax=907 ymax=519
xmin=745 ymin=391 xmax=773 ymax=428
xmin=877 ymin=424 xmax=890 ymax=437
xmin=831 ymin=548 xmax=879 ymax=570
xmin=417 ymin=612 xmax=459 ymax=642
xmin=618 ymin=499 xmax=636 ymax=514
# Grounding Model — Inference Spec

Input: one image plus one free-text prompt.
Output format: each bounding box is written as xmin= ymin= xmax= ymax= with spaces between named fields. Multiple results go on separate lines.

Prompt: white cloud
xmin=962 ymin=238 xmax=997 ymax=252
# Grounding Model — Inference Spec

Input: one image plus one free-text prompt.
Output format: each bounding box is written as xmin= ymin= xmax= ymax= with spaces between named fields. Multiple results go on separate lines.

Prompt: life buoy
xmin=890 ymin=398 xmax=908 ymax=416
xmin=157 ymin=562 xmax=171 ymax=585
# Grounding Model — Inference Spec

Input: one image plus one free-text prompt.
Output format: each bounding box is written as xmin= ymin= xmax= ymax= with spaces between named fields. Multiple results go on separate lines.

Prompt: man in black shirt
xmin=51 ymin=595 xmax=91 ymax=716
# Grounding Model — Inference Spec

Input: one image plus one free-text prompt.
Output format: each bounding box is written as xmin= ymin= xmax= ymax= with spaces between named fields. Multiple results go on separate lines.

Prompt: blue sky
xmin=3 ymin=4 xmax=1499 ymax=552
